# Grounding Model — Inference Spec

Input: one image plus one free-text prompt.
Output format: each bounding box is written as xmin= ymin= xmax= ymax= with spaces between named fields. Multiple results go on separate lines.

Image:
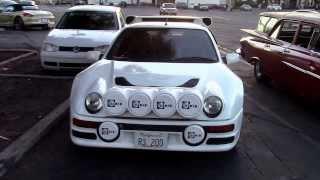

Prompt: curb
xmin=0 ymin=51 xmax=37 ymax=67
xmin=0 ymin=73 xmax=74 ymax=80
xmin=0 ymin=99 xmax=69 ymax=178
xmin=0 ymin=49 xmax=37 ymax=53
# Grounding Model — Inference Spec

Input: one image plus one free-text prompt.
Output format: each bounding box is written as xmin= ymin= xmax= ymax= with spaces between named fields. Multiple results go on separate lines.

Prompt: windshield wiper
xmin=171 ymin=57 xmax=216 ymax=63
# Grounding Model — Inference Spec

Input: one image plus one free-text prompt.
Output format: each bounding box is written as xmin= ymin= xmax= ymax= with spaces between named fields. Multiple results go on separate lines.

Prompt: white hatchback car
xmin=41 ymin=5 xmax=126 ymax=70
xmin=70 ymin=16 xmax=244 ymax=152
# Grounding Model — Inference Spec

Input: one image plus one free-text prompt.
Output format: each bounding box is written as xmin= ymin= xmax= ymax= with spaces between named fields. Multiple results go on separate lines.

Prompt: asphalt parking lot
xmin=0 ymin=5 xmax=320 ymax=180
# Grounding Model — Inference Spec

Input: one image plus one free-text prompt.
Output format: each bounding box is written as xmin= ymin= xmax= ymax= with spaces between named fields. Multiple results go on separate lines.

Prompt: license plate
xmin=134 ymin=132 xmax=168 ymax=149
xmin=41 ymin=18 xmax=48 ymax=23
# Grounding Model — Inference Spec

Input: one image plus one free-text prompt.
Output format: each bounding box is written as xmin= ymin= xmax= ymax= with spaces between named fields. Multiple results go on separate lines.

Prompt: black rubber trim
xmin=206 ymin=136 xmax=235 ymax=145
xmin=44 ymin=62 xmax=57 ymax=66
xmin=72 ymin=130 xmax=97 ymax=140
xmin=114 ymin=76 xmax=199 ymax=88
xmin=119 ymin=123 xmax=186 ymax=132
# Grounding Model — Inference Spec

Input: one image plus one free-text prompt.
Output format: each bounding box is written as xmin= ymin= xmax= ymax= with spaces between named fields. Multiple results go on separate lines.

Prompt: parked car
xmin=239 ymin=11 xmax=320 ymax=102
xmin=175 ymin=2 xmax=187 ymax=9
xmin=240 ymin=4 xmax=252 ymax=11
xmin=267 ymin=4 xmax=282 ymax=11
xmin=69 ymin=16 xmax=244 ymax=152
xmin=160 ymin=3 xmax=177 ymax=15
xmin=0 ymin=2 xmax=54 ymax=30
xmin=41 ymin=5 xmax=126 ymax=70
xmin=199 ymin=4 xmax=209 ymax=11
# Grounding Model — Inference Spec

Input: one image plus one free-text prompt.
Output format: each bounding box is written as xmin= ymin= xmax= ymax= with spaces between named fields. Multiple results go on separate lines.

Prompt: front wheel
xmin=13 ymin=17 xmax=25 ymax=30
xmin=254 ymin=60 xmax=267 ymax=83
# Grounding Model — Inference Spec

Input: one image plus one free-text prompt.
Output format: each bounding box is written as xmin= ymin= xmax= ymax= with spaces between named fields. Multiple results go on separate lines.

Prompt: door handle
xmin=264 ymin=44 xmax=270 ymax=48
xmin=283 ymin=49 xmax=290 ymax=53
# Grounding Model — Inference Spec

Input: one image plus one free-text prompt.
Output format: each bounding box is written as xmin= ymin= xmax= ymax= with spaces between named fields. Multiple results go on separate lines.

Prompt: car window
xmin=4 ymin=5 xmax=14 ymax=12
xmin=119 ymin=10 xmax=126 ymax=28
xmin=256 ymin=16 xmax=270 ymax=33
xmin=277 ymin=21 xmax=299 ymax=43
xmin=107 ymin=28 xmax=218 ymax=63
xmin=56 ymin=11 xmax=118 ymax=30
xmin=310 ymin=28 xmax=320 ymax=53
xmin=295 ymin=23 xmax=315 ymax=48
xmin=265 ymin=18 xmax=278 ymax=34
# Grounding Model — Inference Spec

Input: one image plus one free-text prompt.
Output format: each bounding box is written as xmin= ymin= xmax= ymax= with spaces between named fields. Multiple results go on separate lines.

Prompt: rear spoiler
xmin=126 ymin=16 xmax=212 ymax=27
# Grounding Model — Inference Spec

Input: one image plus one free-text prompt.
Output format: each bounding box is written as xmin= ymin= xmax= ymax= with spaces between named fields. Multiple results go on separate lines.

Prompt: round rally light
xmin=183 ymin=125 xmax=206 ymax=146
xmin=104 ymin=89 xmax=127 ymax=116
xmin=98 ymin=122 xmax=119 ymax=142
xmin=85 ymin=92 xmax=103 ymax=114
xmin=203 ymin=96 xmax=223 ymax=117
xmin=177 ymin=93 xmax=202 ymax=118
xmin=128 ymin=92 xmax=152 ymax=116
xmin=153 ymin=92 xmax=176 ymax=117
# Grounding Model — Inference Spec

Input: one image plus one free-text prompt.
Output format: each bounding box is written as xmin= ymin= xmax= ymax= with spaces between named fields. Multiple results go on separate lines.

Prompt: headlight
xmin=85 ymin=92 xmax=103 ymax=114
xmin=94 ymin=45 xmax=109 ymax=53
xmin=203 ymin=96 xmax=223 ymax=117
xmin=42 ymin=43 xmax=58 ymax=52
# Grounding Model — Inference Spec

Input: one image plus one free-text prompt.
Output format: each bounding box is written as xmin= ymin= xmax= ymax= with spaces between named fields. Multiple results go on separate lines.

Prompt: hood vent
xmin=115 ymin=77 xmax=199 ymax=88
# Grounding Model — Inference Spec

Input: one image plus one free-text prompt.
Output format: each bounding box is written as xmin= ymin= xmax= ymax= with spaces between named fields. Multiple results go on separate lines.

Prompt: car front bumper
xmin=40 ymin=51 xmax=101 ymax=70
xmin=70 ymin=109 xmax=243 ymax=152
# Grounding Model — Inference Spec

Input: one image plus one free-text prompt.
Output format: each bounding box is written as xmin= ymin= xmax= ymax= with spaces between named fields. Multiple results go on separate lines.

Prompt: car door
xmin=304 ymin=26 xmax=320 ymax=101
xmin=281 ymin=22 xmax=319 ymax=98
xmin=0 ymin=5 xmax=15 ymax=26
xmin=260 ymin=20 xmax=298 ymax=86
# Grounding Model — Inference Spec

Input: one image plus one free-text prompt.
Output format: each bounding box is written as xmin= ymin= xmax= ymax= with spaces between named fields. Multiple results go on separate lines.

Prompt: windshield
xmin=163 ymin=3 xmax=175 ymax=8
xmin=56 ymin=11 xmax=118 ymax=30
xmin=107 ymin=28 xmax=218 ymax=63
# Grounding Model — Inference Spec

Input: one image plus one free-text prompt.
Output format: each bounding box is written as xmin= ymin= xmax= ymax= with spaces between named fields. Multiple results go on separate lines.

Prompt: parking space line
xmin=245 ymin=91 xmax=320 ymax=151
xmin=0 ymin=73 xmax=74 ymax=80
xmin=0 ymin=99 xmax=69 ymax=178
xmin=0 ymin=51 xmax=36 ymax=66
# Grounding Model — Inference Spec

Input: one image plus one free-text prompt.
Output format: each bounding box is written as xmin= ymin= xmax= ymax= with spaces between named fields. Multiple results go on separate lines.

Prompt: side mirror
xmin=86 ymin=51 xmax=101 ymax=62
xmin=225 ymin=53 xmax=240 ymax=64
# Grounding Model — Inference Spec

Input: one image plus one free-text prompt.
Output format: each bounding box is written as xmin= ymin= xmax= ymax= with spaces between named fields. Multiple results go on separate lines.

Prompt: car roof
xmin=260 ymin=11 xmax=320 ymax=24
xmin=125 ymin=21 xmax=208 ymax=31
xmin=68 ymin=5 xmax=120 ymax=12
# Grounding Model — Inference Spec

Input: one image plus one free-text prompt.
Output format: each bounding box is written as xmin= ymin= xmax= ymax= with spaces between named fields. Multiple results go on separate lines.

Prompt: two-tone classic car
xmin=239 ymin=11 xmax=320 ymax=102
xmin=0 ymin=0 xmax=55 ymax=30
xmin=70 ymin=16 xmax=244 ymax=152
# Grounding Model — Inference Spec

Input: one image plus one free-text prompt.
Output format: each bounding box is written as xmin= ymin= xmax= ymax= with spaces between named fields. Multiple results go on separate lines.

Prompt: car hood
xmin=113 ymin=61 xmax=213 ymax=87
xmin=24 ymin=10 xmax=53 ymax=16
xmin=46 ymin=29 xmax=118 ymax=47
xmin=73 ymin=60 xmax=244 ymax=120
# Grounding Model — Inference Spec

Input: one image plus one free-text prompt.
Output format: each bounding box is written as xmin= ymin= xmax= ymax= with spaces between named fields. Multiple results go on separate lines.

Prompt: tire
xmin=254 ymin=60 xmax=267 ymax=83
xmin=42 ymin=24 xmax=49 ymax=30
xmin=13 ymin=17 xmax=24 ymax=30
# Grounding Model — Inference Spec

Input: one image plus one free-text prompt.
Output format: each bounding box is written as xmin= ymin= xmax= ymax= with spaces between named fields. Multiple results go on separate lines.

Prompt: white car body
xmin=70 ymin=17 xmax=244 ymax=152
xmin=267 ymin=4 xmax=282 ymax=11
xmin=40 ymin=5 xmax=126 ymax=70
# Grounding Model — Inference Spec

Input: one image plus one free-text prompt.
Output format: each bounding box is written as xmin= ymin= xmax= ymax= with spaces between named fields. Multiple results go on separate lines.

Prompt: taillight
xmin=206 ymin=124 xmax=235 ymax=133
xmin=22 ymin=12 xmax=33 ymax=17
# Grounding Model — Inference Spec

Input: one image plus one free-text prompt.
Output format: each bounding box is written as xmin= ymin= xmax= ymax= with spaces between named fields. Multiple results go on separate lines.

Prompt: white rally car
xmin=41 ymin=5 xmax=126 ymax=70
xmin=70 ymin=16 xmax=244 ymax=152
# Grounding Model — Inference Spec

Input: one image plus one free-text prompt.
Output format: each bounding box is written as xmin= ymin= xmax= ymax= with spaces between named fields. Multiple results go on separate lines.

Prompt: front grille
xmin=206 ymin=137 xmax=235 ymax=145
xmin=60 ymin=62 xmax=92 ymax=68
xmin=72 ymin=130 xmax=97 ymax=140
xmin=44 ymin=62 xmax=57 ymax=66
xmin=59 ymin=46 xmax=94 ymax=52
